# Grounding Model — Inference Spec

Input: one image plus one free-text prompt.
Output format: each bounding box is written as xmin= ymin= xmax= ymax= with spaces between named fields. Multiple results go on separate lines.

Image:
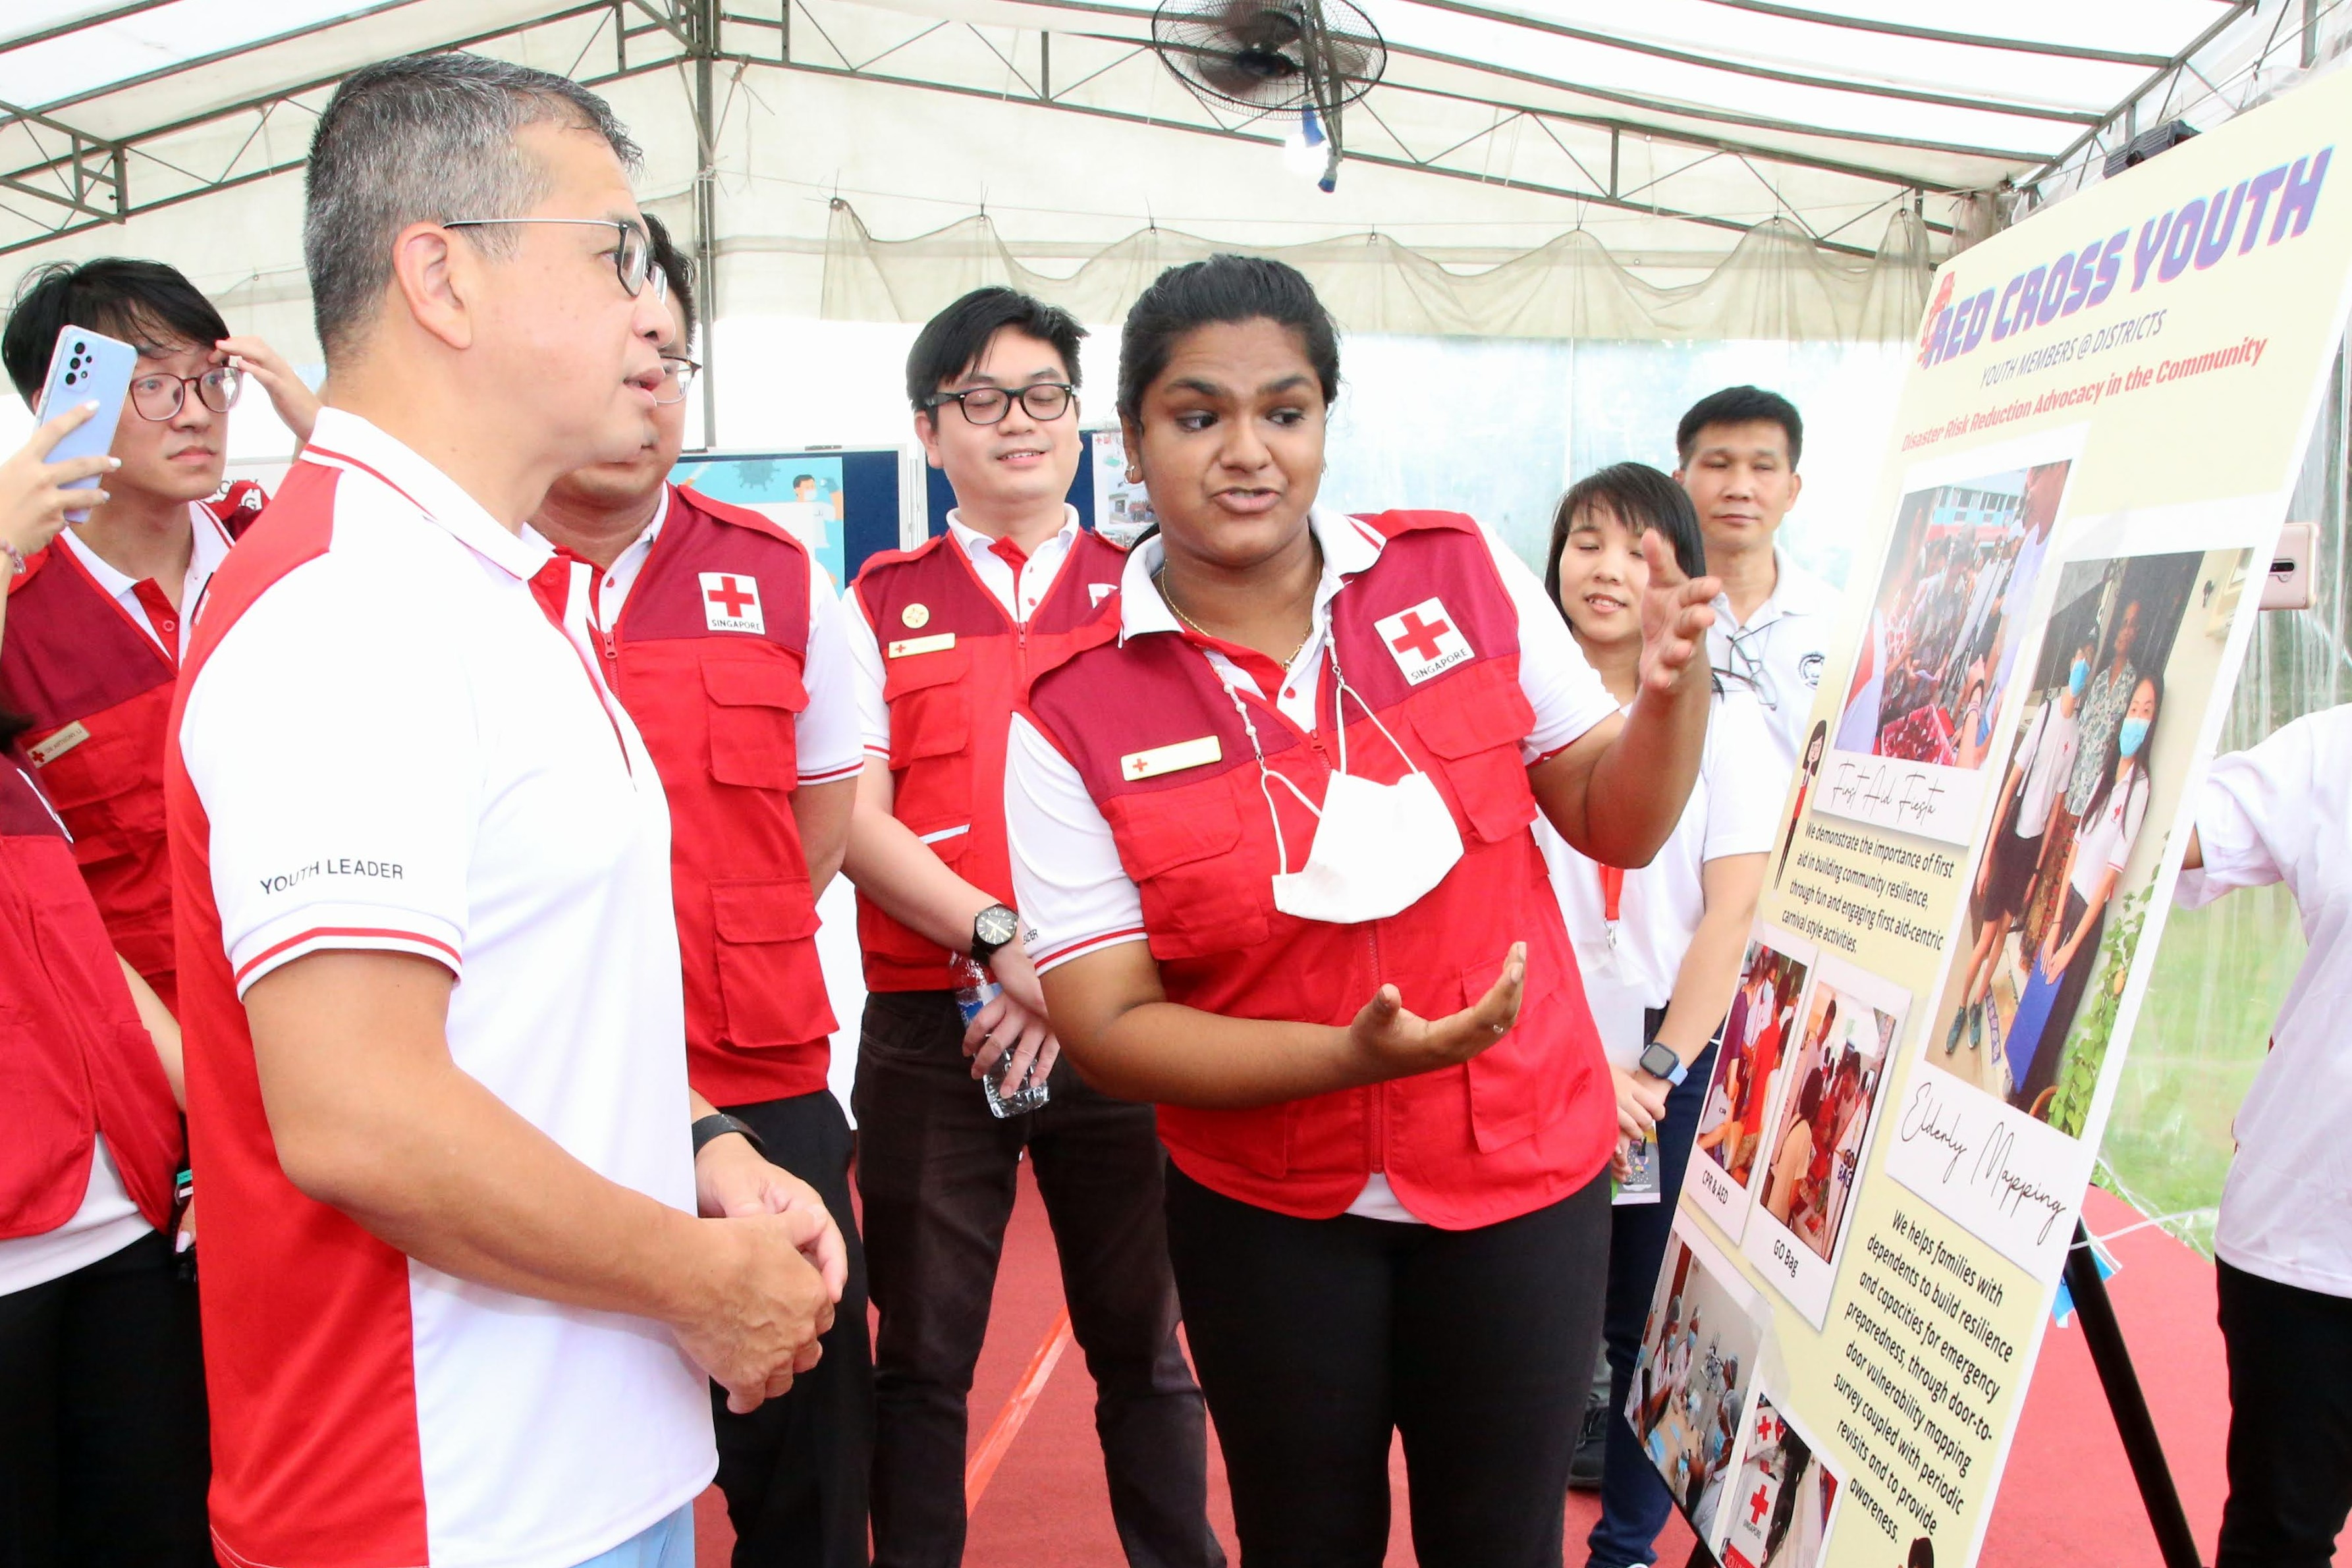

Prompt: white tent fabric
xmin=1 ymin=1 xmax=2330 ymax=369
xmin=820 ymin=198 xmax=1936 ymax=338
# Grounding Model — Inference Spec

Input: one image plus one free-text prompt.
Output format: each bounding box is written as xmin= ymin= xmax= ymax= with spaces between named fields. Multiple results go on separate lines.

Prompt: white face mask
xmin=1220 ymin=645 xmax=1465 ymax=926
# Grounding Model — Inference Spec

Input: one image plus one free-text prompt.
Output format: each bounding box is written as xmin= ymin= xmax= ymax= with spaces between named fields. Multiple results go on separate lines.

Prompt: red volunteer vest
xmin=0 ymin=483 xmax=264 ymax=1012
xmin=852 ymin=527 xmax=1128 ymax=991
xmin=1022 ymin=512 xmax=1614 ymax=1230
xmin=530 ymin=484 xmax=835 ymax=1105
xmin=0 ymin=753 xmax=181 ymax=1239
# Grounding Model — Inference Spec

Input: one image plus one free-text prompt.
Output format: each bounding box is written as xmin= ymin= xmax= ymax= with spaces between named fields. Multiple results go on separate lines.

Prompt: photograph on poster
xmin=1715 ymin=1388 xmax=1843 ymax=1568
xmin=673 ymin=451 xmax=848 ymax=585
xmin=1740 ymin=958 xmax=1908 ymax=1324
xmin=1925 ymin=545 xmax=2250 ymax=1134
xmin=1090 ymin=426 xmax=1157 ymax=546
xmin=1817 ymin=437 xmax=2079 ymax=844
xmin=1692 ymin=936 xmax=1814 ymax=1217
xmin=1629 ymin=1222 xmax=1768 ymax=1534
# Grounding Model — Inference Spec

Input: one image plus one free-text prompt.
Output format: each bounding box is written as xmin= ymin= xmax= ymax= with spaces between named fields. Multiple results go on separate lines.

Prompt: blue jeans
xmin=1586 ymin=1038 xmax=1716 ymax=1568
xmin=575 ymin=1503 xmax=694 ymax=1568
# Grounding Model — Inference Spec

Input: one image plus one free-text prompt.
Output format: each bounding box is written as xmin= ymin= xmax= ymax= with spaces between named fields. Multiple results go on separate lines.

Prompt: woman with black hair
xmin=2008 ymin=671 xmax=2162 ymax=1111
xmin=1 ymin=404 xmax=211 ymax=1561
xmin=1003 ymin=255 xmax=1718 ymax=1564
xmin=1533 ymin=464 xmax=1776 ymax=1565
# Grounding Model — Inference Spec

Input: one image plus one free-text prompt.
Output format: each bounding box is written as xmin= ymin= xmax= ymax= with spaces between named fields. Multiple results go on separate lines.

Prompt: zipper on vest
xmin=1366 ymin=923 xmax=1386 ymax=1177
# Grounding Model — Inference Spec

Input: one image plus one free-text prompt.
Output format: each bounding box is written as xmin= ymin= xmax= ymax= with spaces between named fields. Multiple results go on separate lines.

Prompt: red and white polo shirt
xmin=167 ymin=408 xmax=713 ymax=1567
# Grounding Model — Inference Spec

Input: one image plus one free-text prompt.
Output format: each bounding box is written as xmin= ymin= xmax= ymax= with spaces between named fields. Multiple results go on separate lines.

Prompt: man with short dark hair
xmin=530 ymin=215 xmax=874 ymax=1568
xmin=842 ymin=285 xmax=1220 ymax=1568
xmin=0 ymin=257 xmax=317 ymax=1010
xmin=168 ymin=53 xmax=840 ymax=1568
xmin=1674 ymin=385 xmax=1836 ymax=771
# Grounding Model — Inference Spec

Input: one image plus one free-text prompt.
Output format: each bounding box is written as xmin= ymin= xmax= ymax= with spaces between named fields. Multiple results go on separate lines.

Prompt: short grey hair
xmin=304 ymin=52 xmax=642 ymax=364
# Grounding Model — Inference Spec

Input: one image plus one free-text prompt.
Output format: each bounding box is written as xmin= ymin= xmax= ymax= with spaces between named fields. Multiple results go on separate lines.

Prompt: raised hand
xmin=215 ymin=336 xmax=321 ymax=444
xmin=1635 ymin=529 xmax=1721 ymax=697
xmin=1 ymin=404 xmax=115 ymax=560
xmin=1346 ymin=942 xmax=1525 ymax=1077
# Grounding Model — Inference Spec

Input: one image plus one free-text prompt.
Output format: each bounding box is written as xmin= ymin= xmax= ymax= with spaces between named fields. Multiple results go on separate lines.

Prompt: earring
xmin=1126 ymin=467 xmax=1141 ymax=483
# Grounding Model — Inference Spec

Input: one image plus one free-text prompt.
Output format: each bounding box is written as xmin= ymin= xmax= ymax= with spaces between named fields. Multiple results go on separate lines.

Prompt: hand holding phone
xmin=33 ymin=325 xmax=134 ymax=525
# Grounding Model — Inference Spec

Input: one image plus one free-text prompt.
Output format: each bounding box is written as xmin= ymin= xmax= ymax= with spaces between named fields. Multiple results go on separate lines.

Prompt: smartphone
xmin=34 ymin=324 xmax=134 ymax=524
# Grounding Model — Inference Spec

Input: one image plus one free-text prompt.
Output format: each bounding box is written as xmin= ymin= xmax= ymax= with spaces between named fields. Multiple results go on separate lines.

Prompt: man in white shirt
xmin=2178 ymin=703 xmax=2352 ymax=1568
xmin=167 ymin=53 xmax=838 ymax=1568
xmin=1676 ymin=387 xmax=1839 ymax=772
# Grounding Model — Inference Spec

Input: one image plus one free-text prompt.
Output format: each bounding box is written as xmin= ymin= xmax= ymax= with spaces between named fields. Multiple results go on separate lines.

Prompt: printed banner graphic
xmin=1639 ymin=68 xmax=2352 ymax=1568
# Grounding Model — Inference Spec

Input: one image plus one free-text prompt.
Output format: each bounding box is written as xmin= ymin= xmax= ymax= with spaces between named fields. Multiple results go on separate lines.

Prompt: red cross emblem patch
xmin=699 ymin=571 xmax=765 ymax=635
xmin=1374 ymin=596 xmax=1471 ymax=685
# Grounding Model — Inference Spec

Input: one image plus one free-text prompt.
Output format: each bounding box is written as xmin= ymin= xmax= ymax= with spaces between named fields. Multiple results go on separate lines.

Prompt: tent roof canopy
xmin=0 ymin=0 xmax=2289 ymax=267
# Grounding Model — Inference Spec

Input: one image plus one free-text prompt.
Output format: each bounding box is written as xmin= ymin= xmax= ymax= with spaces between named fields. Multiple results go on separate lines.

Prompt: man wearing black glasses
xmin=530 ymin=214 xmax=874 ymax=1568
xmin=842 ymin=287 xmax=1220 ymax=1568
xmin=1674 ymin=385 xmax=1837 ymax=773
xmin=0 ymin=256 xmax=319 ymax=1012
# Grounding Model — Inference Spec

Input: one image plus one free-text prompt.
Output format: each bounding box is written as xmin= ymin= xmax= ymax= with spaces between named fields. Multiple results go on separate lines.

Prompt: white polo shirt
xmin=174 ymin=408 xmax=712 ymax=1568
xmin=1708 ymin=549 xmax=1839 ymax=771
xmin=1541 ymin=685 xmax=1780 ymax=1064
xmin=60 ymin=499 xmax=236 ymax=661
xmin=2176 ymin=704 xmax=2352 ymax=1298
xmin=844 ymin=506 xmax=1084 ymax=757
xmin=1004 ymin=508 xmax=1617 ymax=1222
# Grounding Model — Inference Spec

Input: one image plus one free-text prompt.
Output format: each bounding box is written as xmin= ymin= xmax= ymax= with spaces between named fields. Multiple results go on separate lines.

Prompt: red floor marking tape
xmin=965 ymin=1308 xmax=1074 ymax=1515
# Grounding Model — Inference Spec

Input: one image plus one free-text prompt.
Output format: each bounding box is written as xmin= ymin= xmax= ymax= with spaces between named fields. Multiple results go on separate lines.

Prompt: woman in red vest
xmin=1004 ymin=256 xmax=1719 ymax=1565
xmin=0 ymin=406 xmax=211 ymax=1562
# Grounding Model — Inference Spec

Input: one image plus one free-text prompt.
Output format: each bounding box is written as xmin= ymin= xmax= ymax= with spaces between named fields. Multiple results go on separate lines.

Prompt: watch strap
xmin=691 ymin=1112 xmax=767 ymax=1160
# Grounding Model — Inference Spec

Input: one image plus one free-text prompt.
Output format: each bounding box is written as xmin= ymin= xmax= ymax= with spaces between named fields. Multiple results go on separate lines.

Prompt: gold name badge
xmin=28 ymin=720 xmax=91 ymax=767
xmin=1120 ymin=735 xmax=1222 ymax=781
xmin=887 ymin=632 xmax=957 ymax=659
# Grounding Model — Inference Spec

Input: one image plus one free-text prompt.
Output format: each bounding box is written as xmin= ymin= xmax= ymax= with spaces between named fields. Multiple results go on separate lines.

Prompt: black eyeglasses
xmin=655 ymin=355 xmax=700 ymax=406
xmin=925 ymin=383 xmax=1075 ymax=425
xmin=442 ymin=217 xmax=663 ymax=299
xmin=131 ymin=365 xmax=242 ymax=421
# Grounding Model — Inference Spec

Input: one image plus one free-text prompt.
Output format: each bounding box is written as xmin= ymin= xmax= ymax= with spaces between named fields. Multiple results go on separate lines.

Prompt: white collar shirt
xmin=1707 ymin=548 xmax=1840 ymax=770
xmin=60 ymin=500 xmax=236 ymax=661
xmin=175 ymin=407 xmax=713 ymax=1567
xmin=2177 ymin=703 xmax=2352 ymax=1297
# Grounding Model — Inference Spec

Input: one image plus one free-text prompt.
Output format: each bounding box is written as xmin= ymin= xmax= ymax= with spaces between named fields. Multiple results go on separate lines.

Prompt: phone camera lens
xmin=63 ymin=371 xmax=78 ymax=385
xmin=72 ymin=340 xmax=85 ymax=354
xmin=68 ymin=356 xmax=82 ymax=369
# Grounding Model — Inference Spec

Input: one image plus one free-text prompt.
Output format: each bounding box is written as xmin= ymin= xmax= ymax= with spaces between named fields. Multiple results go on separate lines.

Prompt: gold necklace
xmin=1155 ymin=568 xmax=1313 ymax=670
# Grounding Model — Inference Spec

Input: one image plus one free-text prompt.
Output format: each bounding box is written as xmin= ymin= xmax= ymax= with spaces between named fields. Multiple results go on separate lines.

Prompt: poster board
xmin=1641 ymin=72 xmax=2352 ymax=1568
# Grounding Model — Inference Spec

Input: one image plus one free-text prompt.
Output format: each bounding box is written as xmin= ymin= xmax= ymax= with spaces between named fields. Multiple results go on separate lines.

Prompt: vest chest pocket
xmin=1407 ymin=662 xmax=1539 ymax=845
xmin=1102 ymin=782 xmax=1269 ymax=960
xmin=30 ymin=726 xmax=155 ymax=865
xmin=711 ymin=877 xmax=837 ymax=1048
xmin=885 ymin=643 xmax=973 ymax=824
xmin=704 ymin=655 xmax=807 ymax=789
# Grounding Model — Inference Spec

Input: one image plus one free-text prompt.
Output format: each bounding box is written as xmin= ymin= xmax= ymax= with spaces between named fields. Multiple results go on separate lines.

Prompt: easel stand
xmin=2065 ymin=1219 xmax=2205 ymax=1568
xmin=1686 ymin=1220 xmax=2205 ymax=1568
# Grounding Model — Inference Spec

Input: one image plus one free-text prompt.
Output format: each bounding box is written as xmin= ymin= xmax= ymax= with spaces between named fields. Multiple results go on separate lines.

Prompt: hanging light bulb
xmin=1282 ymin=105 xmax=1328 ymax=182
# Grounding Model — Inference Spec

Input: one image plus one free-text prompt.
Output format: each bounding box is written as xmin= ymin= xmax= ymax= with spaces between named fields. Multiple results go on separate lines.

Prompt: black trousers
xmin=1165 ymin=1163 xmax=1613 ymax=1568
xmin=2217 ymin=1258 xmax=2352 ymax=1568
xmin=0 ymin=1230 xmax=211 ymax=1568
xmin=711 ymin=1089 xmax=875 ymax=1568
xmin=854 ymin=990 xmax=1218 ymax=1568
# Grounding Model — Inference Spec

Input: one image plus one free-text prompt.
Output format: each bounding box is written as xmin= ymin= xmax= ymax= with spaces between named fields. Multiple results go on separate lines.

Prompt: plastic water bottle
xmin=952 ymin=955 xmax=1050 ymax=1118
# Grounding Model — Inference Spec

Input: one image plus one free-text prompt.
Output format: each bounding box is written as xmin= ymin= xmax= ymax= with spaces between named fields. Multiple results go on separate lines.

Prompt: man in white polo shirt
xmin=1674 ymin=386 xmax=1838 ymax=772
xmin=166 ymin=54 xmax=839 ymax=1568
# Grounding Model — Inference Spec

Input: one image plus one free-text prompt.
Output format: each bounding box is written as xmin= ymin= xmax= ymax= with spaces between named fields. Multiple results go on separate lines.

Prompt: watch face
xmin=976 ymin=905 xmax=1018 ymax=945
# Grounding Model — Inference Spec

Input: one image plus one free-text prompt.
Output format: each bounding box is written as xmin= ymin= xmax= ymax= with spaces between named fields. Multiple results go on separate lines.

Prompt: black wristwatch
xmin=1638 ymin=1039 xmax=1689 ymax=1087
xmin=970 ymin=902 xmax=1020 ymax=967
xmin=691 ymin=1112 xmax=767 ymax=1160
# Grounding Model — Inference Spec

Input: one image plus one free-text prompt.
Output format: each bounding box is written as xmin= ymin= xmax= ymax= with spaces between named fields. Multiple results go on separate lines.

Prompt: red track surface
xmin=696 ymin=1170 xmax=2342 ymax=1566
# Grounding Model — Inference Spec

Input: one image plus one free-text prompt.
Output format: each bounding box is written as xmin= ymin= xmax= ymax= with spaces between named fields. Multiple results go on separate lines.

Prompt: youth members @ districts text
xmin=1004 ymin=255 xmax=1717 ymax=1565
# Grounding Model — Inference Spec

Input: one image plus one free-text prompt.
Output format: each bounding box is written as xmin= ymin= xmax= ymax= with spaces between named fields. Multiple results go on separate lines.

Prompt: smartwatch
xmin=970 ymin=902 xmax=1020 ymax=967
xmin=691 ymin=1112 xmax=767 ymax=1160
xmin=1638 ymin=1039 xmax=1689 ymax=1087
